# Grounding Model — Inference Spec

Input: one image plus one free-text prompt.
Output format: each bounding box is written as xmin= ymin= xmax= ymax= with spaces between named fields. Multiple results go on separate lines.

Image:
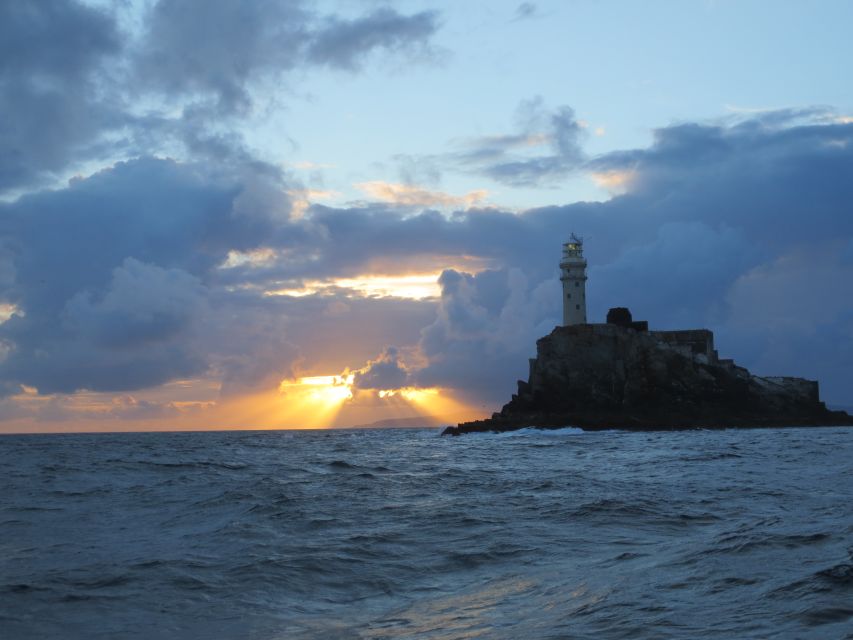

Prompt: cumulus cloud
xmin=352 ymin=347 xmax=411 ymax=390
xmin=413 ymin=268 xmax=559 ymax=402
xmin=2 ymin=3 xmax=850 ymax=423
xmin=0 ymin=157 xmax=284 ymax=395
xmin=2 ymin=107 xmax=853 ymax=412
xmin=0 ymin=257 xmax=208 ymax=395
xmin=62 ymin=258 xmax=207 ymax=349
xmin=303 ymin=112 xmax=853 ymax=405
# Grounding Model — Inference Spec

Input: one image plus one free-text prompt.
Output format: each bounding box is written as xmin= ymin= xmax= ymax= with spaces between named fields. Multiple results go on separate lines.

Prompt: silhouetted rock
xmin=443 ymin=323 xmax=853 ymax=435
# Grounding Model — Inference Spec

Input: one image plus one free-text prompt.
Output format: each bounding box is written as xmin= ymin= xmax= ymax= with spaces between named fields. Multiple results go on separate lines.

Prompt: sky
xmin=1 ymin=0 xmax=852 ymax=432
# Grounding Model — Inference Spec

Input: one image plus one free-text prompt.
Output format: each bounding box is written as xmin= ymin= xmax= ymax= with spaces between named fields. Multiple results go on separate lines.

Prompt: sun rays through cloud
xmin=1 ymin=1 xmax=852 ymax=432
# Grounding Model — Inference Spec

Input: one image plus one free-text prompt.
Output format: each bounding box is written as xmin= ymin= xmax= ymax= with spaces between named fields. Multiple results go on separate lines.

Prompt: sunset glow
xmin=6 ymin=3 xmax=853 ymax=638
xmin=2 ymin=0 xmax=852 ymax=434
xmin=280 ymin=375 xmax=355 ymax=404
xmin=355 ymin=181 xmax=489 ymax=208
xmin=266 ymin=273 xmax=444 ymax=300
xmin=271 ymin=376 xmax=479 ymax=429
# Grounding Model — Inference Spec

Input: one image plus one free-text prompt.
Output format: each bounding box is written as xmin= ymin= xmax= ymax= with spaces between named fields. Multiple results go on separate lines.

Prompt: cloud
xmin=355 ymin=181 xmax=488 ymax=208
xmin=0 ymin=0 xmax=445 ymax=195
xmin=2 ymin=0 xmax=851 ymax=423
xmin=0 ymin=1 xmax=124 ymax=191
xmin=135 ymin=0 xmax=305 ymax=114
xmin=63 ymin=258 xmax=207 ymax=349
xmin=1 ymin=258 xmax=209 ymax=395
xmin=590 ymin=169 xmax=635 ymax=194
xmin=513 ymin=3 xmax=539 ymax=21
xmin=392 ymin=153 xmax=444 ymax=188
xmin=3 ymin=110 xmax=853 ymax=414
xmin=452 ymin=97 xmax=587 ymax=186
xmin=136 ymin=1 xmax=440 ymax=115
xmin=0 ymin=157 xmax=285 ymax=395
xmin=299 ymin=112 xmax=853 ymax=405
xmin=413 ymin=268 xmax=559 ymax=402
xmin=0 ymin=389 xmax=209 ymax=426
xmin=352 ymin=347 xmax=410 ymax=390
xmin=591 ymin=222 xmax=755 ymax=328
xmin=306 ymin=8 xmax=440 ymax=70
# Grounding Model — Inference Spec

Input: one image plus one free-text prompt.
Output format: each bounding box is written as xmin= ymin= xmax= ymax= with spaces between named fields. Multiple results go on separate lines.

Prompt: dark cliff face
xmin=445 ymin=324 xmax=853 ymax=435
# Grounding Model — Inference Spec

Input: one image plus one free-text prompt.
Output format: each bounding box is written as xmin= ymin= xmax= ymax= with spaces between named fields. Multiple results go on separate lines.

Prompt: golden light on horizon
xmin=276 ymin=374 xmax=355 ymax=426
xmin=271 ymin=375 xmax=481 ymax=429
xmin=376 ymin=386 xmax=479 ymax=424
xmin=265 ymin=272 xmax=443 ymax=300
xmin=0 ymin=374 xmax=485 ymax=433
xmin=281 ymin=374 xmax=355 ymax=405
xmin=1 ymin=371 xmax=482 ymax=433
xmin=378 ymin=387 xmax=439 ymax=402
xmin=217 ymin=375 xmax=356 ymax=430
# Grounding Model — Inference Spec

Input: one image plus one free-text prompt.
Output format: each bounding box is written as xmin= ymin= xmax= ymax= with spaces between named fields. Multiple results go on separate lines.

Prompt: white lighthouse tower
xmin=560 ymin=233 xmax=588 ymax=325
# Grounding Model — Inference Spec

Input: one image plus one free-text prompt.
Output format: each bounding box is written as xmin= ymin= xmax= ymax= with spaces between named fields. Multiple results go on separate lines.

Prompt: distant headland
xmin=444 ymin=236 xmax=853 ymax=435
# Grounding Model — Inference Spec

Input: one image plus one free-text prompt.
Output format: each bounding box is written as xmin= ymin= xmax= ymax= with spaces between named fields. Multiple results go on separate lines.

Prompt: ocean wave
xmin=1 ymin=426 xmax=851 ymax=639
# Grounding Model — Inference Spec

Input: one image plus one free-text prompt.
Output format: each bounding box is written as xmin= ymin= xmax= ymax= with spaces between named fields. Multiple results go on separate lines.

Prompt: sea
xmin=1 ymin=426 xmax=852 ymax=639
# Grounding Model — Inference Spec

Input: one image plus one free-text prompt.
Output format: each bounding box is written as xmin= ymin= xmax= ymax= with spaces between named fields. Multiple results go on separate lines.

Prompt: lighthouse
xmin=560 ymin=233 xmax=587 ymax=325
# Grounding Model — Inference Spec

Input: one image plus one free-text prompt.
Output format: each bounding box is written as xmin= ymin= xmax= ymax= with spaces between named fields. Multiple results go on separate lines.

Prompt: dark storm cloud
xmin=62 ymin=258 xmax=208 ymax=350
xmin=413 ymin=268 xmax=558 ymax=400
xmin=2 ymin=157 xmax=267 ymax=311
xmin=0 ymin=1 xmax=124 ymax=190
xmin=298 ymin=113 xmax=853 ymax=404
xmin=590 ymin=116 xmax=853 ymax=252
xmin=2 ymin=109 xmax=853 ymax=407
xmin=3 ymin=3 xmax=850 ymax=414
xmin=0 ymin=0 xmax=444 ymax=194
xmin=0 ymin=0 xmax=448 ymax=402
xmin=0 ymin=2 xmax=118 ymax=78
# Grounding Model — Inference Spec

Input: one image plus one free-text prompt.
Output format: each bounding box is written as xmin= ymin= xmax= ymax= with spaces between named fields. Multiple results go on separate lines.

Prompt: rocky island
xmin=443 ymin=236 xmax=853 ymax=435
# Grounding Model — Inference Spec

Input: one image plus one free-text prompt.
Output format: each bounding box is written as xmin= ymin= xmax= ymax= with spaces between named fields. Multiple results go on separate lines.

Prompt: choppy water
xmin=1 ymin=427 xmax=852 ymax=639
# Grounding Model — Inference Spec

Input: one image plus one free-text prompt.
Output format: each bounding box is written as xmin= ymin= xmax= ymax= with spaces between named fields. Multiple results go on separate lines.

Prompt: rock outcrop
xmin=443 ymin=322 xmax=853 ymax=435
